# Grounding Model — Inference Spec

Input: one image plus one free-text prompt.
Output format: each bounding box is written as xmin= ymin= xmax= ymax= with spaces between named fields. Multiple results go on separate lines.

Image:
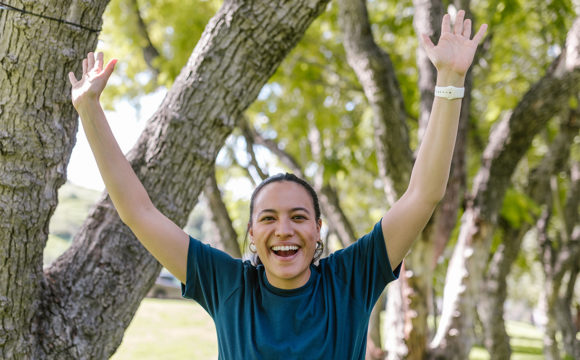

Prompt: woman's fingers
xmin=472 ymin=24 xmax=488 ymax=44
xmin=68 ymin=71 xmax=78 ymax=85
xmin=87 ymin=52 xmax=95 ymax=71
xmin=82 ymin=58 xmax=88 ymax=75
xmin=454 ymin=10 xmax=465 ymax=35
xmin=96 ymin=52 xmax=104 ymax=72
xmin=102 ymin=59 xmax=117 ymax=81
xmin=441 ymin=14 xmax=451 ymax=34
xmin=421 ymin=33 xmax=435 ymax=50
xmin=463 ymin=19 xmax=472 ymax=39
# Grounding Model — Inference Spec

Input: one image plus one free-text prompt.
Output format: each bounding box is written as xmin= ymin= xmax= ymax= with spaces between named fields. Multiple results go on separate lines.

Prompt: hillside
xmin=44 ymin=182 xmax=101 ymax=266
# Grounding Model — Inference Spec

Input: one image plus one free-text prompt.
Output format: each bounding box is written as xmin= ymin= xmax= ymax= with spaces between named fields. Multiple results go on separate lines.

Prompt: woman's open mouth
xmin=271 ymin=245 xmax=299 ymax=258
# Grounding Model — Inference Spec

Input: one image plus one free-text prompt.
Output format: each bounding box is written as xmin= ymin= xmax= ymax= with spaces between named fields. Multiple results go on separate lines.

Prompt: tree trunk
xmin=537 ymin=207 xmax=561 ymax=360
xmin=337 ymin=0 xmax=412 ymax=205
xmin=128 ymin=0 xmax=161 ymax=76
xmin=367 ymin=294 xmax=387 ymax=360
xmin=204 ymin=168 xmax=241 ymax=258
xmin=384 ymin=279 xmax=408 ymax=360
xmin=1 ymin=0 xmax=331 ymax=357
xmin=0 ymin=1 xmax=109 ymax=357
xmin=430 ymin=17 xmax=580 ymax=359
xmin=539 ymin=158 xmax=580 ymax=360
xmin=557 ymin=265 xmax=580 ymax=359
xmin=477 ymin=112 xmax=578 ymax=360
xmin=337 ymin=1 xmax=414 ymax=357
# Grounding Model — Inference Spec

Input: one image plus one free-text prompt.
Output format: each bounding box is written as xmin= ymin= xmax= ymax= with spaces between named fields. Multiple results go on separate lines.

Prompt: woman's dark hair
xmin=249 ymin=173 xmax=321 ymax=226
xmin=245 ymin=173 xmax=323 ymax=265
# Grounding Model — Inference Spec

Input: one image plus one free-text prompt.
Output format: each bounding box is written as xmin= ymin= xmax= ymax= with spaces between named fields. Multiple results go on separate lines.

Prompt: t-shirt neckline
xmin=259 ymin=264 xmax=318 ymax=296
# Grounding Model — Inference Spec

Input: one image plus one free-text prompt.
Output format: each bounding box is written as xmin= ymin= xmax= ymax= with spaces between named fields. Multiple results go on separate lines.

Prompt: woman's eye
xmin=260 ymin=216 xmax=275 ymax=221
xmin=293 ymin=215 xmax=306 ymax=220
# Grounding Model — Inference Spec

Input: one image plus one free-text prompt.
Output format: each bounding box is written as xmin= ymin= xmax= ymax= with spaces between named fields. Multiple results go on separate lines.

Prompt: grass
xmin=111 ymin=299 xmax=218 ymax=359
xmin=43 ymin=234 xmax=72 ymax=266
xmin=50 ymin=183 xmax=100 ymax=240
xmin=469 ymin=321 xmax=545 ymax=359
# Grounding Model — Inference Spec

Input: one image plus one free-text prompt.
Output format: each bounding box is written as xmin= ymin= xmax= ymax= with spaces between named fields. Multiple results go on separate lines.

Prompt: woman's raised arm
xmin=381 ymin=10 xmax=487 ymax=270
xmin=69 ymin=52 xmax=189 ymax=283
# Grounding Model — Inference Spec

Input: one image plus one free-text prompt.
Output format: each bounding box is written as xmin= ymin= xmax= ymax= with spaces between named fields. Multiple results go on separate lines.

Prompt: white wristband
xmin=434 ymin=86 xmax=465 ymax=100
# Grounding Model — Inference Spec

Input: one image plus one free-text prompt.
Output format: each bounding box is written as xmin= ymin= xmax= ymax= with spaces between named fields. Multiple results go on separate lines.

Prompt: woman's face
xmin=249 ymin=181 xmax=321 ymax=290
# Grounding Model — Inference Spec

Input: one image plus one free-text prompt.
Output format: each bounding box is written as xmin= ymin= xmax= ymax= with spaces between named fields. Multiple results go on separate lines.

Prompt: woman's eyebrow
xmin=291 ymin=207 xmax=311 ymax=214
xmin=258 ymin=207 xmax=311 ymax=215
xmin=257 ymin=209 xmax=277 ymax=216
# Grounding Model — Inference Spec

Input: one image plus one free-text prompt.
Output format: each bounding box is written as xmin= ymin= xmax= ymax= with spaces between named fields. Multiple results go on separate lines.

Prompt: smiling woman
xmin=247 ymin=174 xmax=324 ymax=289
xmin=68 ymin=8 xmax=486 ymax=359
xmin=181 ymin=172 xmax=396 ymax=359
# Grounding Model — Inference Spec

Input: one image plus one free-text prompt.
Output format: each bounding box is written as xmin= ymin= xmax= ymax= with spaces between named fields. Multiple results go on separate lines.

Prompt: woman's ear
xmin=248 ymin=223 xmax=253 ymax=238
xmin=317 ymin=218 xmax=322 ymax=232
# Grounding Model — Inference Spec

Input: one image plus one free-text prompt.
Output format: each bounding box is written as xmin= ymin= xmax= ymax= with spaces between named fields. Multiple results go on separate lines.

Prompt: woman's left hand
xmin=421 ymin=10 xmax=487 ymax=77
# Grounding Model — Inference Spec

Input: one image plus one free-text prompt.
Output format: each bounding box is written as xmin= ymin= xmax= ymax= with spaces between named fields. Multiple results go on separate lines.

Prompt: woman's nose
xmin=275 ymin=217 xmax=293 ymax=237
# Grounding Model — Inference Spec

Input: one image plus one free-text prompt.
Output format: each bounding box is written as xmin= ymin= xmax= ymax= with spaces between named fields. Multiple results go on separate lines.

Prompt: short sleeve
xmin=324 ymin=220 xmax=401 ymax=311
xmin=181 ymin=236 xmax=243 ymax=317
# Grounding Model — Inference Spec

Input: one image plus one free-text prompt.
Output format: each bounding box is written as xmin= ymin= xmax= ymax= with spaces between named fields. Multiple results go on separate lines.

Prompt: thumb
xmin=420 ymin=33 xmax=435 ymax=50
xmin=102 ymin=59 xmax=117 ymax=81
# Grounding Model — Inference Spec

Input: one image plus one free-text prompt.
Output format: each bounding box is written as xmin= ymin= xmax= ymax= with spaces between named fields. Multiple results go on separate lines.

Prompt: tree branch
xmin=204 ymin=167 xmax=242 ymax=258
xmin=239 ymin=117 xmax=269 ymax=181
xmin=337 ymin=0 xmax=413 ymax=204
xmin=129 ymin=0 xmax=161 ymax=77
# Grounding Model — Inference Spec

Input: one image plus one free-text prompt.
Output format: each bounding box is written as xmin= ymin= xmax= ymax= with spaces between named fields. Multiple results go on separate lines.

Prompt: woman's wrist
xmin=435 ymin=70 xmax=466 ymax=87
xmin=75 ymin=97 xmax=102 ymax=115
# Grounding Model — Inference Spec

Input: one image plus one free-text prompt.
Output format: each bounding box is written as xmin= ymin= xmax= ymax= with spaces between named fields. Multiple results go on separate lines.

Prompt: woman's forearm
xmin=407 ymin=71 xmax=465 ymax=203
xmin=76 ymin=99 xmax=153 ymax=224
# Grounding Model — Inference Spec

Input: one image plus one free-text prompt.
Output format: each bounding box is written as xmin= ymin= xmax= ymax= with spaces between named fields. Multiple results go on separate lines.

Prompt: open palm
xmin=68 ymin=52 xmax=116 ymax=109
xmin=422 ymin=10 xmax=487 ymax=76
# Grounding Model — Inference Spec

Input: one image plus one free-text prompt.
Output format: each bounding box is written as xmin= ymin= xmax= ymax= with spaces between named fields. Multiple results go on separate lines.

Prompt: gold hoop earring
xmin=314 ymin=240 xmax=324 ymax=259
xmin=249 ymin=242 xmax=257 ymax=254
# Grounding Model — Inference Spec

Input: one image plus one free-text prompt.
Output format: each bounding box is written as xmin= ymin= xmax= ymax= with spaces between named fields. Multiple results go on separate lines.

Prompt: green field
xmin=111 ymin=299 xmax=218 ymax=359
xmin=470 ymin=321 xmax=545 ymax=359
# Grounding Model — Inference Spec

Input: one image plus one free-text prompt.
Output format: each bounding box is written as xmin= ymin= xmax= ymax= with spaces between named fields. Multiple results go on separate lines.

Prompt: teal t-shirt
xmin=182 ymin=220 xmax=401 ymax=359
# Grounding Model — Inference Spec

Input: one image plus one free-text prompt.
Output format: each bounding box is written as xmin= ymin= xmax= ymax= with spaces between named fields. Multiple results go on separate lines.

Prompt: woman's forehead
xmin=253 ymin=181 xmax=314 ymax=211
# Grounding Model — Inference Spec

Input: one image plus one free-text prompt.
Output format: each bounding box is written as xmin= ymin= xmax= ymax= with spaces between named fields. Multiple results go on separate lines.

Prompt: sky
xmin=66 ymin=91 xmax=162 ymax=191
xmin=66 ymin=88 xmax=259 ymax=200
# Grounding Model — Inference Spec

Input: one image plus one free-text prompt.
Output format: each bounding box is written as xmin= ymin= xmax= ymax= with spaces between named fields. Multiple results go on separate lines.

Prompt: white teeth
xmin=271 ymin=245 xmax=299 ymax=251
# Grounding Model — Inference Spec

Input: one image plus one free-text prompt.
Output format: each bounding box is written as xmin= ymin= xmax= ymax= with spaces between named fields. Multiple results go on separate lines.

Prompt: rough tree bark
xmin=430 ymin=16 xmax=580 ymax=359
xmin=478 ymin=114 xmax=578 ymax=360
xmin=0 ymin=1 xmax=110 ymax=358
xmin=1 ymin=0 xmax=331 ymax=358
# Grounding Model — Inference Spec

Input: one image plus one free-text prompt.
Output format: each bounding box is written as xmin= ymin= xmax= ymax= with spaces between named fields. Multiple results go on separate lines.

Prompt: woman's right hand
xmin=68 ymin=52 xmax=117 ymax=109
